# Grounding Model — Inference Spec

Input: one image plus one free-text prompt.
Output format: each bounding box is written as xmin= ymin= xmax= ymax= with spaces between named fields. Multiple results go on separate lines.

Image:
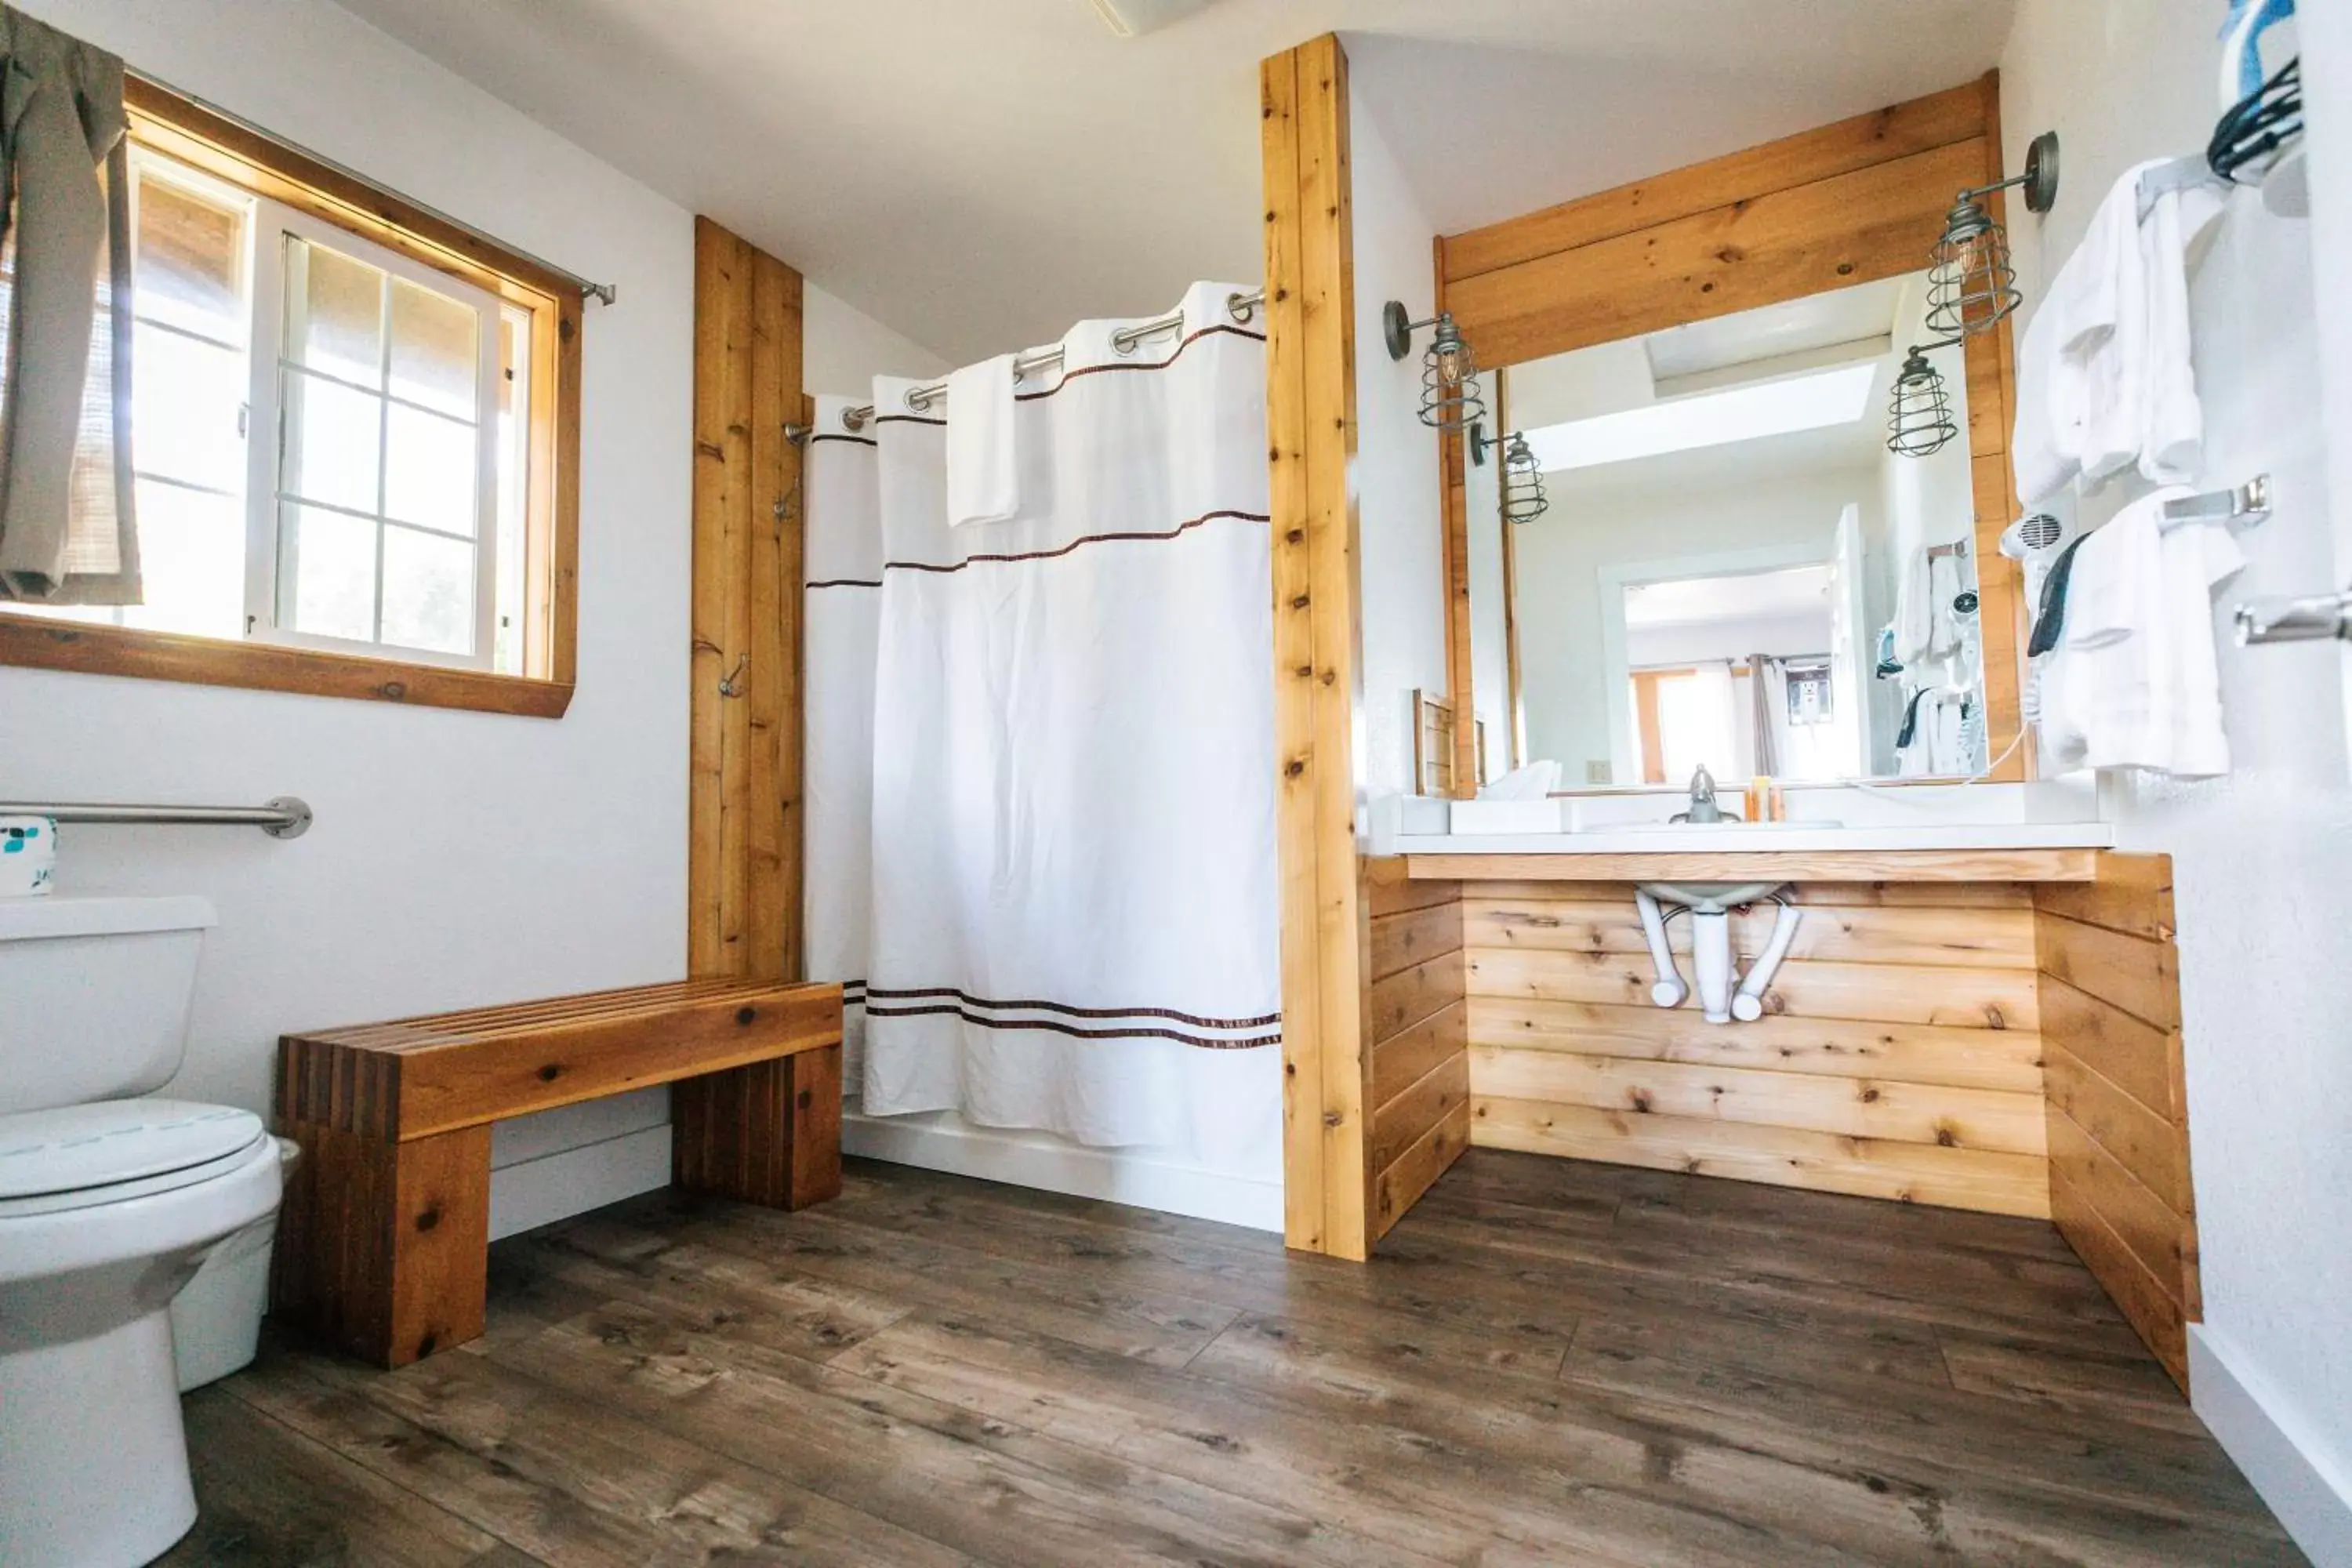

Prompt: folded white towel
xmin=2138 ymin=177 xmax=2227 ymax=485
xmin=2011 ymin=329 xmax=2076 ymax=507
xmin=2013 ymin=162 xmax=2226 ymax=507
xmin=2076 ymin=171 xmax=2155 ymax=487
xmin=944 ymin=353 xmax=1020 ymax=528
xmin=2014 ymin=172 xmax=2134 ymax=506
xmin=2034 ymin=487 xmax=2245 ymax=778
xmin=1479 ymin=760 xmax=1561 ymax=801
xmin=1927 ymin=552 xmax=1967 ymax=660
xmin=1893 ymin=547 xmax=1968 ymax=668
xmin=1893 ymin=548 xmax=1934 ymax=666
xmin=2064 ymin=497 xmax=2164 ymax=651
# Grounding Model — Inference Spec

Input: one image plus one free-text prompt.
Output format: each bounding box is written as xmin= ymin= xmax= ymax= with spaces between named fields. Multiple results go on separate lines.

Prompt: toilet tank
xmin=0 ymin=896 xmax=216 ymax=1115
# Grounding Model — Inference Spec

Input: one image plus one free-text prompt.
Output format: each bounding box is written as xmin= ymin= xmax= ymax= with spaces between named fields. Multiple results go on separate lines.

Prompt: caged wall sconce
xmin=1383 ymin=303 xmax=1486 ymax=431
xmin=1926 ymin=129 xmax=2060 ymax=339
xmin=1887 ymin=339 xmax=1964 ymax=457
xmin=1470 ymin=423 xmax=1549 ymax=523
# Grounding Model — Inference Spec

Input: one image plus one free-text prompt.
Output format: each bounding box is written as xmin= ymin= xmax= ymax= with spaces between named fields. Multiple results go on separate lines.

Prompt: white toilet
xmin=0 ymin=896 xmax=284 ymax=1568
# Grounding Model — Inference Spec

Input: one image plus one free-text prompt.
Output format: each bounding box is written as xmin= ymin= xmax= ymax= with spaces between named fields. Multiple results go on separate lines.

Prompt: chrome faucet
xmin=1668 ymin=764 xmax=1739 ymax=825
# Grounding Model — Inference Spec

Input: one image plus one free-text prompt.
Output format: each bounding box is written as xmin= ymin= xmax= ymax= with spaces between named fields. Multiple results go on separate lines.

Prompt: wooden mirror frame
xmin=1431 ymin=71 xmax=2031 ymax=791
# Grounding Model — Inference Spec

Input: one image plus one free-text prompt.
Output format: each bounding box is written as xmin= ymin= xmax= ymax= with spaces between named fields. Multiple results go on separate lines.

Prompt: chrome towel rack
xmin=0 ymin=797 xmax=313 ymax=839
xmin=2162 ymin=473 xmax=2271 ymax=528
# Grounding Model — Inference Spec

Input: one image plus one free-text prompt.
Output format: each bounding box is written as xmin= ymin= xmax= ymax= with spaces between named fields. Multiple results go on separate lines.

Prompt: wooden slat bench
xmin=272 ymin=978 xmax=843 ymax=1367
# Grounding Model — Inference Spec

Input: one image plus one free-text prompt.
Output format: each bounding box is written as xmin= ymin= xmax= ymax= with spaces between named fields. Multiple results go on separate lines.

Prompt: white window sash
xmin=245 ymin=200 xmax=504 ymax=671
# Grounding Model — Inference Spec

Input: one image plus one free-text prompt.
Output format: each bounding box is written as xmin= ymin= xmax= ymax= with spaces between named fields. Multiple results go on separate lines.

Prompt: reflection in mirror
xmin=1473 ymin=270 xmax=1987 ymax=789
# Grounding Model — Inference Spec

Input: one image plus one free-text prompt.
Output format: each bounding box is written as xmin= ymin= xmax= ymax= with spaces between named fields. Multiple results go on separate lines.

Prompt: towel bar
xmin=0 ymin=797 xmax=312 ymax=838
xmin=2161 ymin=474 xmax=2270 ymax=530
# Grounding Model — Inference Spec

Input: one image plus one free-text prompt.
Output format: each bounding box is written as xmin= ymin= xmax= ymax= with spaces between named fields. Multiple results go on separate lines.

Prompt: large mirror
xmin=1471 ymin=270 xmax=1987 ymax=788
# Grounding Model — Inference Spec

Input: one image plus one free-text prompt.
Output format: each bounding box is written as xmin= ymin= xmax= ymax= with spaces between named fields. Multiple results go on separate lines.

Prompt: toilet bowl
xmin=0 ymin=895 xmax=282 ymax=1568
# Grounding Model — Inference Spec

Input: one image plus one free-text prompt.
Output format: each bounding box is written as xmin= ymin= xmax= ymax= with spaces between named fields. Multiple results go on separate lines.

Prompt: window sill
xmin=0 ymin=613 xmax=573 ymax=718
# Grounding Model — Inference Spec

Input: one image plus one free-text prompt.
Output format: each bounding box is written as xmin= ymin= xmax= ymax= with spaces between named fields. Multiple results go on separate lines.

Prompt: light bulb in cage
xmin=1887 ymin=343 xmax=1958 ymax=458
xmin=1926 ymin=129 xmax=2059 ymax=339
xmin=1500 ymin=432 xmax=1547 ymax=524
xmin=1383 ymin=302 xmax=1486 ymax=432
xmin=1472 ymin=423 xmax=1549 ymax=524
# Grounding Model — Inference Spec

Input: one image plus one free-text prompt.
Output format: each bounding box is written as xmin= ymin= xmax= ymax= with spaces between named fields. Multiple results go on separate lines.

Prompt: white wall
xmin=2000 ymin=4 xmax=2352 ymax=1555
xmin=1517 ymin=463 xmax=1877 ymax=779
xmin=1349 ymin=94 xmax=1448 ymax=800
xmin=804 ymin=281 xmax=949 ymax=395
xmin=0 ymin=1 xmax=948 ymax=1241
xmin=1627 ymin=610 xmax=1831 ymax=669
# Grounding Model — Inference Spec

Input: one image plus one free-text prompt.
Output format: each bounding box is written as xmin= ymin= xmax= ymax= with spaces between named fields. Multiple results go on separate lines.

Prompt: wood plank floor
xmin=164 ymin=1150 xmax=2303 ymax=1566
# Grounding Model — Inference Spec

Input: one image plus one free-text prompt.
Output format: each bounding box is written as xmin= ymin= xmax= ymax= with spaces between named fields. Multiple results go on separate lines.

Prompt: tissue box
xmin=1446 ymin=798 xmax=1563 ymax=835
xmin=0 ymin=817 xmax=55 ymax=897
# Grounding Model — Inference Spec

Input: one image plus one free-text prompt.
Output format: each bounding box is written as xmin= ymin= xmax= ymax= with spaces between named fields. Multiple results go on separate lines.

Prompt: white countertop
xmin=1388 ymin=822 xmax=2117 ymax=855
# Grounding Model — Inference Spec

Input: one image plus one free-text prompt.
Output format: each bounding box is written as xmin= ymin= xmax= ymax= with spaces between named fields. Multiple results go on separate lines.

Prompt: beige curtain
xmin=1748 ymin=653 xmax=1782 ymax=776
xmin=0 ymin=5 xmax=135 ymax=604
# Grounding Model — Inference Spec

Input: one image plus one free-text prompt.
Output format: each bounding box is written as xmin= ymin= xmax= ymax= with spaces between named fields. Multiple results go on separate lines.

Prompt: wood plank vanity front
xmin=1368 ymin=848 xmax=2201 ymax=1392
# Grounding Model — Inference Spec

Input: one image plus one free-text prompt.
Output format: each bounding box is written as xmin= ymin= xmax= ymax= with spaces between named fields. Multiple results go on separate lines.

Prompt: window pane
xmin=281 ymin=502 xmax=376 ymax=642
xmin=132 ymin=325 xmax=245 ymax=492
xmin=135 ymin=169 xmax=247 ymax=341
xmin=281 ymin=368 xmax=381 ymax=513
xmin=390 ymin=277 xmax=477 ymax=417
xmin=380 ymin=524 xmax=474 ymax=655
xmin=121 ymin=481 xmax=244 ymax=639
xmin=384 ymin=403 xmax=476 ymax=535
xmin=285 ymin=238 xmax=383 ymax=387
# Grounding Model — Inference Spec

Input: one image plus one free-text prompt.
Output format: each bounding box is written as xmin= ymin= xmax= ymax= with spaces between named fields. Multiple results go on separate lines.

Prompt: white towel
xmin=1927 ymin=553 xmax=1966 ymax=660
xmin=1479 ymin=760 xmax=1561 ymax=801
xmin=2064 ymin=498 xmax=2164 ymax=651
xmin=1893 ymin=548 xmax=1967 ymax=666
xmin=2034 ymin=488 xmax=2245 ymax=777
xmin=2138 ymin=177 xmax=2227 ymax=484
xmin=1896 ymin=687 xmax=1972 ymax=777
xmin=2074 ymin=176 xmax=2153 ymax=487
xmin=2014 ymin=180 xmax=2130 ymax=505
xmin=944 ymin=353 xmax=1020 ymax=528
xmin=1893 ymin=548 xmax=1935 ymax=665
xmin=2013 ymin=162 xmax=2226 ymax=507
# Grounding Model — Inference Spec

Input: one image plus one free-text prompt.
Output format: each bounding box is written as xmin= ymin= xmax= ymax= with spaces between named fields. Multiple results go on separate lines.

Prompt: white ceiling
xmin=1646 ymin=277 xmax=1904 ymax=383
xmin=1624 ymin=564 xmax=1833 ymax=627
xmin=332 ymin=0 xmax=2014 ymax=364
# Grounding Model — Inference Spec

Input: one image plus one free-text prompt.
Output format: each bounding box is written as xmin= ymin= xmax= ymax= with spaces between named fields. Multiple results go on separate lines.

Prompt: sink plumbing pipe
xmin=1632 ymin=888 xmax=1687 ymax=1008
xmin=1732 ymin=898 xmax=1804 ymax=1022
xmin=1633 ymin=883 xmax=1800 ymax=1024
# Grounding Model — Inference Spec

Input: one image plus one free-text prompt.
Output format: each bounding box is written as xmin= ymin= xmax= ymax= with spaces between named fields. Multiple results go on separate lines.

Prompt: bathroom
xmin=0 ymin=1 xmax=2347 ymax=1564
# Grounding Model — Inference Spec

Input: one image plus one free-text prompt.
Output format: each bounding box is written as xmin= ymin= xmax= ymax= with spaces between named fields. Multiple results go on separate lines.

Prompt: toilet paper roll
xmin=0 ymin=816 xmax=56 ymax=897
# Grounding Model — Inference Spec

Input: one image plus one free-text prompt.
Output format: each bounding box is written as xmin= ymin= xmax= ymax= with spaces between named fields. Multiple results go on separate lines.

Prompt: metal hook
xmin=717 ymin=653 xmax=750 ymax=699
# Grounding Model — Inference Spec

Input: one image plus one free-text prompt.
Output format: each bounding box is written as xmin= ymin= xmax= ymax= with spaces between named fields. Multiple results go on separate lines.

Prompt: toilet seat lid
xmin=0 ymin=1100 xmax=267 ymax=1200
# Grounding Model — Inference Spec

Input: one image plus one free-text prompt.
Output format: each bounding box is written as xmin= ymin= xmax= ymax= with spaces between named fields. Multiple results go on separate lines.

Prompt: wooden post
xmin=1262 ymin=34 xmax=1375 ymax=1260
xmin=690 ymin=216 xmax=807 ymax=983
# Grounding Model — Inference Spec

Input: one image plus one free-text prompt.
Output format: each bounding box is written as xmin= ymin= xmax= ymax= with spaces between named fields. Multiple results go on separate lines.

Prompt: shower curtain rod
xmin=129 ymin=67 xmax=621 ymax=306
xmin=816 ymin=287 xmax=1265 ymax=436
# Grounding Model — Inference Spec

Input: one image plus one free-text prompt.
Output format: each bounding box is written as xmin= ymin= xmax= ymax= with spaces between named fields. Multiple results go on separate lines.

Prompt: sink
xmin=1638 ymin=880 xmax=1784 ymax=913
xmin=1617 ymin=819 xmax=1844 ymax=833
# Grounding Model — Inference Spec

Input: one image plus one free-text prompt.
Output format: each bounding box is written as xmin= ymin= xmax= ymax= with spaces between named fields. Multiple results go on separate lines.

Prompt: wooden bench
xmin=271 ymin=978 xmax=843 ymax=1367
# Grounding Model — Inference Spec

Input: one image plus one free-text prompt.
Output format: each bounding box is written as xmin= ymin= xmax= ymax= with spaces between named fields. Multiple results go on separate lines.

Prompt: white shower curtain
xmin=804 ymin=281 xmax=1282 ymax=1175
xmin=802 ymin=396 xmax=882 ymax=1078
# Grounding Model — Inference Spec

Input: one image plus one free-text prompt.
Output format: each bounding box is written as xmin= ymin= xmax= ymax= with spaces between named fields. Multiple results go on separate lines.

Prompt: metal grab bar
xmin=0 ymin=797 xmax=313 ymax=839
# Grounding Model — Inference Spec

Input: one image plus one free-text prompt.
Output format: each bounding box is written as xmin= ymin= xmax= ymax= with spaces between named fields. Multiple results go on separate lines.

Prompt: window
xmin=0 ymin=81 xmax=579 ymax=716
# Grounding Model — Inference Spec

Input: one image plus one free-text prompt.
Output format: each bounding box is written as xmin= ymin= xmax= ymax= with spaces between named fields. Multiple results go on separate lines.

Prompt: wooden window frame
xmin=0 ymin=78 xmax=582 ymax=719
